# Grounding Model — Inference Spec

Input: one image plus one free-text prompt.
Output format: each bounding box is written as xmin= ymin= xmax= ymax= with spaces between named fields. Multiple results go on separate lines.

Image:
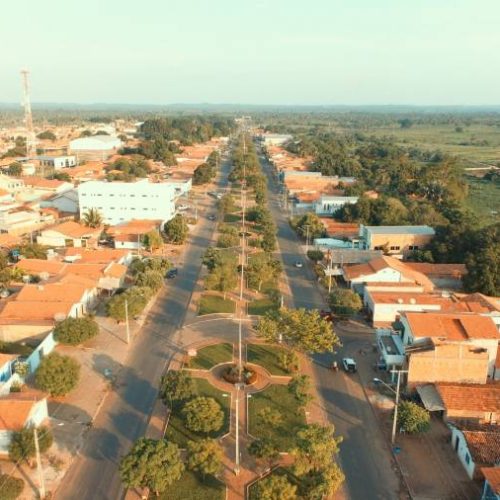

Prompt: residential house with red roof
xmin=37 ymin=220 xmax=101 ymax=248
xmin=481 ymin=467 xmax=500 ymax=500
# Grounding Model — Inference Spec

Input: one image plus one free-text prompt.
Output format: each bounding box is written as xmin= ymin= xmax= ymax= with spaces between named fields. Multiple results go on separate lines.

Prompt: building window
xmin=374 ymin=246 xmax=383 ymax=250
xmin=465 ymin=453 xmax=470 ymax=464
xmin=390 ymin=246 xmax=400 ymax=251
xmin=409 ymin=245 xmax=419 ymax=250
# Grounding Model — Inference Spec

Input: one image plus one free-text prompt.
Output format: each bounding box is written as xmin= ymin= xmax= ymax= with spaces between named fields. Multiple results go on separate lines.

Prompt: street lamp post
xmin=374 ymin=369 xmax=408 ymax=444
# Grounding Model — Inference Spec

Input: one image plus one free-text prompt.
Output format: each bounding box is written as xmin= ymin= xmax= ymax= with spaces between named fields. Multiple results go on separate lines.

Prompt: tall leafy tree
xmin=8 ymin=426 xmax=53 ymax=463
xmin=119 ymin=438 xmax=184 ymax=495
xmin=182 ymin=397 xmax=224 ymax=434
xmin=82 ymin=208 xmax=103 ymax=228
xmin=254 ymin=474 xmax=297 ymax=500
xmin=35 ymin=352 xmax=80 ymax=396
xmin=164 ymin=215 xmax=189 ymax=244
xmin=159 ymin=370 xmax=195 ymax=405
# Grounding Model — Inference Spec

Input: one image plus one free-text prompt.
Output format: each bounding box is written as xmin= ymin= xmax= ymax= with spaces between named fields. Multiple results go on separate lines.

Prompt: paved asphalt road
xmin=259 ymin=148 xmax=401 ymax=500
xmin=55 ymin=160 xmax=232 ymax=500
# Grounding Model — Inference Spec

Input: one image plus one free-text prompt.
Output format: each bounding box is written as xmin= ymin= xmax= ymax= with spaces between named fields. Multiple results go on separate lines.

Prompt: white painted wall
xmin=451 ymin=427 xmax=476 ymax=479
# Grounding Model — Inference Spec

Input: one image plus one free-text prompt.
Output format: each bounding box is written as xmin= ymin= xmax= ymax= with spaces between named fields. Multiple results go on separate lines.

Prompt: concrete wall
xmin=25 ymin=332 xmax=57 ymax=374
xmin=0 ymin=324 xmax=52 ymax=343
xmin=366 ymin=233 xmax=434 ymax=254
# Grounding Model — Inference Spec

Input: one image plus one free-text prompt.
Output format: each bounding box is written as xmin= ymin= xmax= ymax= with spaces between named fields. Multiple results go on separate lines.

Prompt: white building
xmin=260 ymin=134 xmax=293 ymax=146
xmin=315 ymin=195 xmax=359 ymax=215
xmin=69 ymin=136 xmax=122 ymax=161
xmin=0 ymin=175 xmax=24 ymax=194
xmin=38 ymin=155 xmax=77 ymax=170
xmin=78 ymin=179 xmax=176 ymax=225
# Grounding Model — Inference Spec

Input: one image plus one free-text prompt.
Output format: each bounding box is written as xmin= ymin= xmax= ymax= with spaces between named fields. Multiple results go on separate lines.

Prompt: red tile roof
xmin=404 ymin=263 xmax=467 ymax=278
xmin=462 ymin=430 xmax=500 ymax=465
xmin=404 ymin=312 xmax=499 ymax=340
xmin=14 ymin=283 xmax=87 ymax=303
xmin=436 ymin=383 xmax=500 ymax=413
xmin=43 ymin=221 xmax=100 ymax=239
xmin=482 ymin=467 xmax=500 ymax=494
xmin=0 ymin=300 xmax=75 ymax=323
xmin=0 ymin=391 xmax=47 ymax=431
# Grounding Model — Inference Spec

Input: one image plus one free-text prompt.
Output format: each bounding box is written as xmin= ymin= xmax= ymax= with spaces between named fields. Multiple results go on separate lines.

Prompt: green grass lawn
xmin=247 ymin=298 xmax=279 ymax=316
xmin=248 ymin=384 xmax=306 ymax=451
xmin=165 ymin=378 xmax=231 ymax=448
xmin=198 ymin=294 xmax=236 ymax=315
xmin=188 ymin=343 xmax=233 ymax=370
xmin=464 ymin=176 xmax=500 ymax=225
xmin=246 ymin=344 xmax=289 ymax=375
xmin=158 ymin=470 xmax=225 ymax=500
xmin=223 ymin=213 xmax=241 ymax=223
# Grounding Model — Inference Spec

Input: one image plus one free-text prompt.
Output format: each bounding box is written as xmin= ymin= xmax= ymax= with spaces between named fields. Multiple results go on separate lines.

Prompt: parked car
xmin=342 ymin=358 xmax=357 ymax=373
xmin=208 ymin=214 xmax=216 ymax=221
xmin=166 ymin=268 xmax=178 ymax=279
xmin=294 ymin=261 xmax=303 ymax=268
xmin=177 ymin=204 xmax=189 ymax=211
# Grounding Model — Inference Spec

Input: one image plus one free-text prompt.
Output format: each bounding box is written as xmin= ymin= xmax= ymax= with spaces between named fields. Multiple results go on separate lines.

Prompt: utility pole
xmin=125 ymin=299 xmax=130 ymax=344
xmin=234 ymin=384 xmax=241 ymax=475
xmin=34 ymin=427 xmax=46 ymax=499
xmin=328 ymin=250 xmax=334 ymax=293
xmin=20 ymin=70 xmax=35 ymax=159
xmin=391 ymin=369 xmax=408 ymax=444
xmin=305 ymin=224 xmax=310 ymax=253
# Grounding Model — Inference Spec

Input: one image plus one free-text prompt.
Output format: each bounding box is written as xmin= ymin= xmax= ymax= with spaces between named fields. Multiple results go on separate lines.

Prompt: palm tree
xmin=82 ymin=208 xmax=103 ymax=228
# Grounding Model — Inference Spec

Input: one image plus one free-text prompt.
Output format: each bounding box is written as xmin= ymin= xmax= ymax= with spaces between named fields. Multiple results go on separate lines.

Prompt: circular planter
xmin=222 ymin=364 xmax=257 ymax=385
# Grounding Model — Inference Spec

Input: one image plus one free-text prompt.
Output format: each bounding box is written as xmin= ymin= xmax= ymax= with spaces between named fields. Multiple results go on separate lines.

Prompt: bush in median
xmin=53 ymin=316 xmax=99 ymax=345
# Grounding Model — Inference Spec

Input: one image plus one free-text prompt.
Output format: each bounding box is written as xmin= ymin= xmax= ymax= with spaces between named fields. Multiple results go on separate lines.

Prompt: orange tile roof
xmin=23 ymin=176 xmax=69 ymax=189
xmin=436 ymin=383 xmax=500 ymax=413
xmin=105 ymin=262 xmax=127 ymax=279
xmin=114 ymin=234 xmax=140 ymax=243
xmin=60 ymin=263 xmax=108 ymax=279
xmin=461 ymin=430 xmax=500 ymax=465
xmin=344 ymin=256 xmax=435 ymax=291
xmin=0 ymin=233 xmax=22 ymax=248
xmin=365 ymin=281 xmax=423 ymax=288
xmin=14 ymin=283 xmax=87 ymax=303
xmin=0 ymin=300 xmax=75 ymax=323
xmin=0 ymin=188 xmax=11 ymax=197
xmin=107 ymin=219 xmax=161 ymax=236
xmin=404 ymin=312 xmax=499 ymax=340
xmin=482 ymin=467 xmax=500 ymax=494
xmin=320 ymin=219 xmax=359 ymax=238
xmin=56 ymin=273 xmax=98 ymax=289
xmin=405 ymin=263 xmax=467 ymax=278
xmin=459 ymin=293 xmax=500 ymax=313
xmin=0 ymin=391 xmax=47 ymax=431
xmin=16 ymin=259 xmax=65 ymax=275
xmin=43 ymin=221 xmax=100 ymax=238
xmin=64 ymin=247 xmax=129 ymax=263
xmin=368 ymin=291 xmax=457 ymax=307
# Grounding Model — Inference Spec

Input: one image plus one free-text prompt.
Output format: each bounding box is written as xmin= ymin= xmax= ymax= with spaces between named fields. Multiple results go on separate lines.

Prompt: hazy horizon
xmin=2 ymin=0 xmax=500 ymax=106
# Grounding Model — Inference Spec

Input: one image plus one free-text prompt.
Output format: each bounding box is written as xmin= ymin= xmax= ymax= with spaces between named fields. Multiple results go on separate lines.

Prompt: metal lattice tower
xmin=20 ymin=69 xmax=35 ymax=158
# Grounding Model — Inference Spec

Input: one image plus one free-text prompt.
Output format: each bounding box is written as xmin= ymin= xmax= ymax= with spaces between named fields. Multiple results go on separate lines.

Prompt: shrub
xmin=397 ymin=401 xmax=430 ymax=434
xmin=0 ymin=474 xmax=24 ymax=499
xmin=8 ymin=426 xmax=53 ymax=463
xmin=307 ymin=249 xmax=324 ymax=262
xmin=53 ymin=316 xmax=99 ymax=345
xmin=182 ymin=397 xmax=224 ymax=434
xmin=35 ymin=352 xmax=80 ymax=396
xmin=328 ymin=288 xmax=362 ymax=315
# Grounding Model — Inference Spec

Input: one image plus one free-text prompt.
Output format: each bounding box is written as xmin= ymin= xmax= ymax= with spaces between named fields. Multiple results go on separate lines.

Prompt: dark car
xmin=166 ymin=268 xmax=178 ymax=279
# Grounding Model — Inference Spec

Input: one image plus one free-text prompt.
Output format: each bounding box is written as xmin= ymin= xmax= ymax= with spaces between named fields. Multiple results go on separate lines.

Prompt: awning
xmin=416 ymin=384 xmax=445 ymax=411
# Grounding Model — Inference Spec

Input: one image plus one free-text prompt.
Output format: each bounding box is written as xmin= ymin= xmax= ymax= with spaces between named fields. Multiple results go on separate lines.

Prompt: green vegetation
xmin=158 ymin=469 xmax=225 ymax=500
xmin=106 ymin=286 xmax=153 ymax=321
xmin=223 ymin=213 xmax=240 ymax=223
xmin=182 ymin=397 xmax=224 ymax=434
xmin=397 ymin=401 xmax=431 ymax=434
xmin=165 ymin=378 xmax=230 ymax=448
xmin=105 ymin=156 xmax=152 ymax=181
xmin=198 ymin=294 xmax=236 ymax=315
xmin=188 ymin=343 xmax=233 ymax=370
xmin=159 ymin=370 xmax=196 ymax=406
xmin=328 ymin=288 xmax=363 ymax=316
xmin=9 ymin=426 xmax=53 ymax=463
xmin=464 ymin=176 xmax=500 ymax=226
xmin=186 ymin=439 xmax=224 ymax=479
xmin=119 ymin=438 xmax=184 ymax=495
xmin=164 ymin=214 xmax=189 ymax=244
xmin=248 ymin=297 xmax=279 ymax=316
xmin=249 ymin=471 xmax=298 ymax=500
xmin=82 ymin=208 xmax=103 ymax=228
xmin=0 ymin=474 xmax=25 ymax=500
xmin=53 ymin=316 xmax=99 ymax=345
xmin=35 ymin=352 xmax=80 ymax=396
xmin=248 ymin=384 xmax=306 ymax=451
xmin=247 ymin=344 xmax=290 ymax=376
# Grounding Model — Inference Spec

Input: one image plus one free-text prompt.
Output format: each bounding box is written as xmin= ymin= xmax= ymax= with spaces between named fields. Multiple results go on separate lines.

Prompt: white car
xmin=342 ymin=358 xmax=357 ymax=373
xmin=177 ymin=204 xmax=189 ymax=211
xmin=294 ymin=261 xmax=303 ymax=268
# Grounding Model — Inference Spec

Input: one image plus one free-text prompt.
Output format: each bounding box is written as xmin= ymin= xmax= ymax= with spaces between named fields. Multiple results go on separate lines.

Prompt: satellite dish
xmin=54 ymin=313 xmax=66 ymax=322
xmin=39 ymin=272 xmax=49 ymax=281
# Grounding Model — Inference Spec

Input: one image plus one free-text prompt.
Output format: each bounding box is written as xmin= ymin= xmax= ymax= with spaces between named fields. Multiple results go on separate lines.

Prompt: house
xmin=481 ymin=467 xmax=500 ymax=500
xmin=78 ymin=179 xmax=176 ymax=225
xmin=458 ymin=293 xmax=500 ymax=331
xmin=107 ymin=219 xmax=162 ymax=250
xmin=315 ymin=195 xmax=359 ymax=215
xmin=0 ymin=208 xmax=55 ymax=236
xmin=23 ymin=176 xmax=73 ymax=195
xmin=37 ymin=221 xmax=101 ymax=248
xmin=404 ymin=263 xmax=467 ymax=290
xmin=436 ymin=383 xmax=500 ymax=424
xmin=0 ymin=174 xmax=24 ymax=194
xmin=63 ymin=247 xmax=133 ymax=266
xmin=40 ymin=188 xmax=79 ymax=214
xmin=450 ymin=426 xmax=500 ymax=480
xmin=343 ymin=256 xmax=435 ymax=293
xmin=0 ymin=300 xmax=82 ymax=342
xmin=408 ymin=342 xmax=489 ymax=387
xmin=37 ymin=155 xmax=76 ymax=170
xmin=14 ymin=281 xmax=97 ymax=314
xmin=0 ymin=391 xmax=48 ymax=455
xmin=364 ymin=290 xmax=459 ymax=326
xmin=69 ymin=136 xmax=122 ymax=161
xmin=359 ymin=225 xmax=435 ymax=255
xmin=401 ymin=312 xmax=500 ymax=377
xmin=259 ymin=133 xmax=293 ymax=146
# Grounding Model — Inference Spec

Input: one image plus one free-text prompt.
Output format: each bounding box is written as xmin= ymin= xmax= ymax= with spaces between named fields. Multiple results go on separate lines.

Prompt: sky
xmin=1 ymin=0 xmax=499 ymax=105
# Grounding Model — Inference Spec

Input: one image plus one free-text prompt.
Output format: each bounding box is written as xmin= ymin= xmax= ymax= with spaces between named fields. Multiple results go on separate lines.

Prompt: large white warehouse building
xmin=78 ymin=179 xmax=176 ymax=225
xmin=69 ymin=136 xmax=122 ymax=161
